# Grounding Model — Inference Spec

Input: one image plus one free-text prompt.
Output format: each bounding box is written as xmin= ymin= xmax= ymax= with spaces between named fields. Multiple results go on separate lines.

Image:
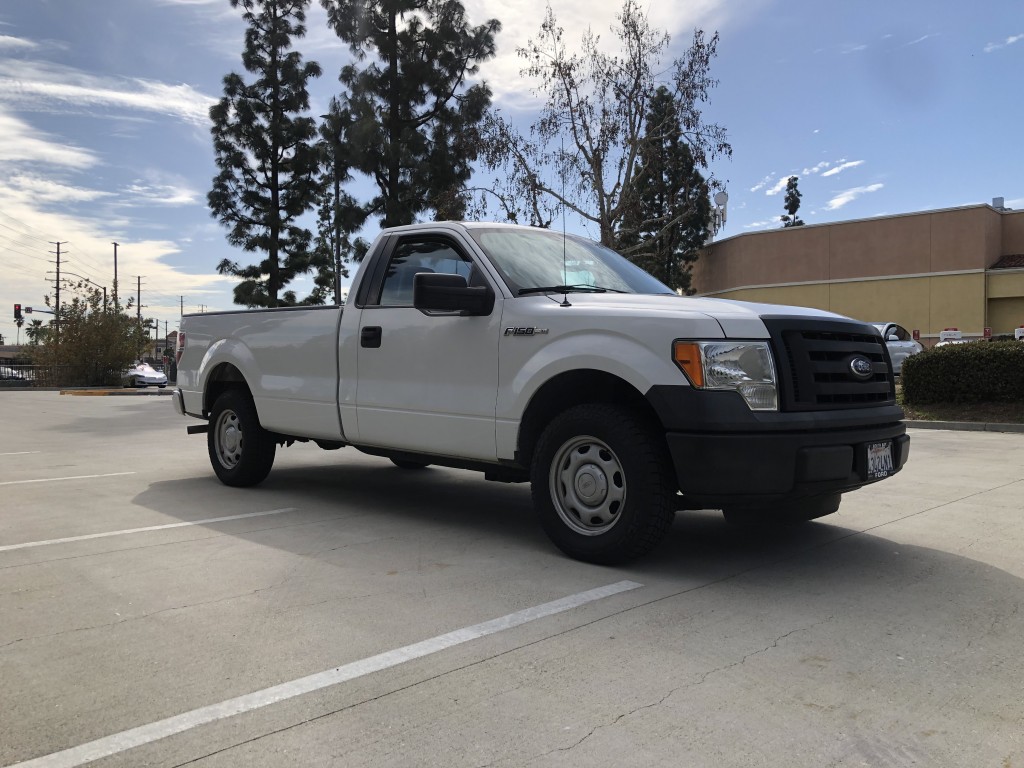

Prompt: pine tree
xmin=617 ymin=87 xmax=712 ymax=294
xmin=781 ymin=176 xmax=805 ymax=227
xmin=320 ymin=0 xmax=500 ymax=227
xmin=208 ymin=0 xmax=323 ymax=307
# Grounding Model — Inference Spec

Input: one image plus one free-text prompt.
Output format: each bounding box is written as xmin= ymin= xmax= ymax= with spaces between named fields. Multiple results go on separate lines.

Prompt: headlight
xmin=672 ymin=340 xmax=778 ymax=411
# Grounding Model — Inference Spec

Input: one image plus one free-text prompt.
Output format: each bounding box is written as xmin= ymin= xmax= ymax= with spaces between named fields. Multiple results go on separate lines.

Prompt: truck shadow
xmin=130 ymin=457 xmax=1003 ymax=588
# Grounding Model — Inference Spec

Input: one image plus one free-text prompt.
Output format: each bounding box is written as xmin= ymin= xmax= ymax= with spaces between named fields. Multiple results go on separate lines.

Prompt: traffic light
xmin=13 ymin=303 xmax=21 ymax=320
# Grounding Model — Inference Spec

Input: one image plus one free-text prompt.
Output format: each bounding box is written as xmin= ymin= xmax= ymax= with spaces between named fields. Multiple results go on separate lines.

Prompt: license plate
xmin=866 ymin=440 xmax=894 ymax=479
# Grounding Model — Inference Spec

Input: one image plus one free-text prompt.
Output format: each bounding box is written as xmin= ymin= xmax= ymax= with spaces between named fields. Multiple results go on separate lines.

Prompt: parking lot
xmin=2 ymin=391 xmax=1022 ymax=768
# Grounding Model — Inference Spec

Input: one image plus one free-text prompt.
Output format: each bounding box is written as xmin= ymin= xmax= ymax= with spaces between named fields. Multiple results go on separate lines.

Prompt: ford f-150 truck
xmin=174 ymin=222 xmax=909 ymax=563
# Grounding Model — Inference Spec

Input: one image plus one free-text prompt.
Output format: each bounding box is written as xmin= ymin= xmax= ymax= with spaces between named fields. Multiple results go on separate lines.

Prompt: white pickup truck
xmin=174 ymin=222 xmax=909 ymax=563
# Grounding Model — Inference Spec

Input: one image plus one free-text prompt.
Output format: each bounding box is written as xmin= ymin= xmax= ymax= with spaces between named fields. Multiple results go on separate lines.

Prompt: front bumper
xmin=666 ymin=424 xmax=909 ymax=508
xmin=646 ymin=385 xmax=909 ymax=507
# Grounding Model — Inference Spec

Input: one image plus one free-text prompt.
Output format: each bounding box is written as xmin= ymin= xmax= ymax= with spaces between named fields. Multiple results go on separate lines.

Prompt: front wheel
xmin=207 ymin=389 xmax=276 ymax=487
xmin=531 ymin=404 xmax=677 ymax=564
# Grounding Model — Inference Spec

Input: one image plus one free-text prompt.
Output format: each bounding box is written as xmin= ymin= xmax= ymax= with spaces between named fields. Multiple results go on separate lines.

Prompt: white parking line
xmin=0 ymin=451 xmax=41 ymax=456
xmin=9 ymin=580 xmax=643 ymax=768
xmin=0 ymin=508 xmax=300 ymax=552
xmin=0 ymin=472 xmax=136 ymax=487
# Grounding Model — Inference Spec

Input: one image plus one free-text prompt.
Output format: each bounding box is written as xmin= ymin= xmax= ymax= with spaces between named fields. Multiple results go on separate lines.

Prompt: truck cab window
xmin=377 ymin=239 xmax=477 ymax=307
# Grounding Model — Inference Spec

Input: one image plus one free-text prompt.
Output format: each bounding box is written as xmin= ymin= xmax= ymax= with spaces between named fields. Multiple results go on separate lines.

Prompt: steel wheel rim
xmin=214 ymin=408 xmax=243 ymax=469
xmin=548 ymin=435 xmax=626 ymax=536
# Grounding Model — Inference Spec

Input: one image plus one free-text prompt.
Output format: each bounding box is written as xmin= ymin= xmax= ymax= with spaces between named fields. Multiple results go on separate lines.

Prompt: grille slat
xmin=764 ymin=318 xmax=897 ymax=412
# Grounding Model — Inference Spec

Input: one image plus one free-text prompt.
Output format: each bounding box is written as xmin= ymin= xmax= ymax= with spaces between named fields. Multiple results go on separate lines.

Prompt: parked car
xmin=870 ymin=322 xmax=924 ymax=374
xmin=122 ymin=362 xmax=168 ymax=388
xmin=0 ymin=365 xmax=28 ymax=384
xmin=933 ymin=339 xmax=973 ymax=348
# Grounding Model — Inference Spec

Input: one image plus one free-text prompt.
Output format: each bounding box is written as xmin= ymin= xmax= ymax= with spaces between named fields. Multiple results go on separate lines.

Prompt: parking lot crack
xmin=497 ymin=617 xmax=834 ymax=765
xmin=0 ymin=587 xmax=284 ymax=651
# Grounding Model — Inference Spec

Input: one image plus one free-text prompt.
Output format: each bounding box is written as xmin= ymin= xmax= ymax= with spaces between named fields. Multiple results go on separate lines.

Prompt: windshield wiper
xmin=517 ymin=284 xmax=627 ymax=296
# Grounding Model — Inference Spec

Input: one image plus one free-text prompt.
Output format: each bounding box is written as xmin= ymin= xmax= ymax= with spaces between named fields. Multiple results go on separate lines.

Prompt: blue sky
xmin=1 ymin=0 xmax=1021 ymax=344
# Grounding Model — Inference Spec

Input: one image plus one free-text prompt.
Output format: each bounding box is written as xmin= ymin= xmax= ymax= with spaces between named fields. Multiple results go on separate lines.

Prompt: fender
xmin=495 ymin=328 xmax=692 ymax=460
xmin=197 ymin=337 xmax=260 ymax=412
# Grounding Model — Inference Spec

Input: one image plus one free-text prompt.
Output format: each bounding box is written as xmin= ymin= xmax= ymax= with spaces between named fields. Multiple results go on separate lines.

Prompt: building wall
xmin=693 ymin=205 xmax=1024 ymax=340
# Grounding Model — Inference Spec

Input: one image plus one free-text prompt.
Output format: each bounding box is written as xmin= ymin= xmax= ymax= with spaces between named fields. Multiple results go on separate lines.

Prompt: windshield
xmin=468 ymin=228 xmax=674 ymax=296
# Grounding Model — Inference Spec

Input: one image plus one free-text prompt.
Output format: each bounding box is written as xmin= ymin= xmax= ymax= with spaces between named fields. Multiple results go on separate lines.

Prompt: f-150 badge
xmin=504 ymin=327 xmax=549 ymax=336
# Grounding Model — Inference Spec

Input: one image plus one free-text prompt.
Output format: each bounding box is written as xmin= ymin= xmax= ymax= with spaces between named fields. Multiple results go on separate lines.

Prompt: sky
xmin=1 ymin=0 xmax=1021 ymax=345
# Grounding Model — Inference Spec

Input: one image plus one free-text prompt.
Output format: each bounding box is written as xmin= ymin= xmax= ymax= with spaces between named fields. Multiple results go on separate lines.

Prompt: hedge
xmin=900 ymin=341 xmax=1024 ymax=405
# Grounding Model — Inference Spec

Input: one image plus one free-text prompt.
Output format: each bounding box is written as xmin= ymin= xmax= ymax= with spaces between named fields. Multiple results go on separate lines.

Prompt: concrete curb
xmin=904 ymin=420 xmax=1024 ymax=434
xmin=58 ymin=388 xmax=175 ymax=397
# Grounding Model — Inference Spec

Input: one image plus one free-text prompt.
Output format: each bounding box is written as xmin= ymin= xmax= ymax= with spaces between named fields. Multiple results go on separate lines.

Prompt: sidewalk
xmin=903 ymin=419 xmax=1024 ymax=434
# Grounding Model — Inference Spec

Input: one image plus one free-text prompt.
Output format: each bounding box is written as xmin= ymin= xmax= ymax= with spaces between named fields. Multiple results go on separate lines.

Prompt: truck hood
xmin=539 ymin=293 xmax=857 ymax=338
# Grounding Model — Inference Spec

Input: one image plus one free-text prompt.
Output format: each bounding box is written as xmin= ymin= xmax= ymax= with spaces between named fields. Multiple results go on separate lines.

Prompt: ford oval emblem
xmin=849 ymin=356 xmax=873 ymax=380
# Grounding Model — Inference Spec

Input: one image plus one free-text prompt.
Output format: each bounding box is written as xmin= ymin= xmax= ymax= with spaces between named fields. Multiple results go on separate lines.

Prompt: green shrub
xmin=901 ymin=341 xmax=1024 ymax=404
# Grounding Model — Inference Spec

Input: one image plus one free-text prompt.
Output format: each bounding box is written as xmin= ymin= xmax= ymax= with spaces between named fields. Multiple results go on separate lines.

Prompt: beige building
xmin=693 ymin=202 xmax=1024 ymax=344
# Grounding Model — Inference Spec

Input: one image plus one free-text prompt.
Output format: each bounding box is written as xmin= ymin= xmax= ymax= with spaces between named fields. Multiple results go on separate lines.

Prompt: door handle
xmin=361 ymin=326 xmax=382 ymax=348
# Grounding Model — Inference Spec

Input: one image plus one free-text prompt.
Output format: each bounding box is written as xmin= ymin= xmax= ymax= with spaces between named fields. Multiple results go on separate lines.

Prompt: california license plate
xmin=866 ymin=440 xmax=894 ymax=479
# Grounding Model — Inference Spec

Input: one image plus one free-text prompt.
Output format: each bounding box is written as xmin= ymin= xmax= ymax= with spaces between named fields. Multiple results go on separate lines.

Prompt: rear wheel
xmin=722 ymin=493 xmax=841 ymax=528
xmin=531 ymin=404 xmax=676 ymax=564
xmin=207 ymin=389 xmax=276 ymax=487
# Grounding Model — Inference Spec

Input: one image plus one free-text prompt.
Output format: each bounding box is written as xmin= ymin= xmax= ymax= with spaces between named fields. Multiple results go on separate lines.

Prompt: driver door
xmin=354 ymin=234 xmax=502 ymax=460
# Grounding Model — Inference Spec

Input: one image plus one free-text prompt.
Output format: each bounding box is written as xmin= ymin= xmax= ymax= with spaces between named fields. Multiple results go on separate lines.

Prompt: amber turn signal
xmin=672 ymin=341 xmax=703 ymax=388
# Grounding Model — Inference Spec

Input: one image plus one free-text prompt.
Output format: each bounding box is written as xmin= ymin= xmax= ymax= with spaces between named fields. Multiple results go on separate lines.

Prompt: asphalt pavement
xmin=1 ymin=391 xmax=1022 ymax=768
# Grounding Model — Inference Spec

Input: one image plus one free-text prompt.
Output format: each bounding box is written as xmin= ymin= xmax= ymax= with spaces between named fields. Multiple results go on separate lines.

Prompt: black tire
xmin=722 ymin=493 xmax=841 ymax=528
xmin=207 ymin=389 xmax=276 ymax=487
xmin=390 ymin=458 xmax=430 ymax=470
xmin=531 ymin=403 xmax=677 ymax=565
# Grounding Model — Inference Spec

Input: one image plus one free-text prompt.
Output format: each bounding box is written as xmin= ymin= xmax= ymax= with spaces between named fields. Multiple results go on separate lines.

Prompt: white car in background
xmin=871 ymin=322 xmax=924 ymax=374
xmin=122 ymin=362 xmax=168 ymax=388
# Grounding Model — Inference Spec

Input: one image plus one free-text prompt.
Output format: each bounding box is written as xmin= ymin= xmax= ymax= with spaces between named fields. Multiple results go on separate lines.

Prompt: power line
xmin=0 ymin=214 xmax=54 ymax=245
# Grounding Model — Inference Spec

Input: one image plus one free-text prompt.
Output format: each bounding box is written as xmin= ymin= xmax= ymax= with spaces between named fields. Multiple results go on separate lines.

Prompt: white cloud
xmin=743 ymin=217 xmax=782 ymax=229
xmin=0 ymin=34 xmax=38 ymax=50
xmin=765 ymin=176 xmax=791 ymax=196
xmin=9 ymin=174 xmax=113 ymax=203
xmin=0 ymin=111 xmax=97 ymax=169
xmin=750 ymin=174 xmax=774 ymax=193
xmin=821 ymin=160 xmax=864 ymax=177
xmin=802 ymin=161 xmax=831 ymax=175
xmin=984 ymin=33 xmax=1023 ymax=53
xmin=122 ymin=180 xmax=201 ymax=207
xmin=904 ymin=33 xmax=937 ymax=47
xmin=0 ymin=60 xmax=216 ymax=125
xmin=825 ymin=183 xmax=884 ymax=210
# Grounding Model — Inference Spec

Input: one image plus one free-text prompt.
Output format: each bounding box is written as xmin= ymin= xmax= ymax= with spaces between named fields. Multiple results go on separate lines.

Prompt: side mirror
xmin=414 ymin=273 xmax=494 ymax=316
xmin=887 ymin=334 xmax=899 ymax=342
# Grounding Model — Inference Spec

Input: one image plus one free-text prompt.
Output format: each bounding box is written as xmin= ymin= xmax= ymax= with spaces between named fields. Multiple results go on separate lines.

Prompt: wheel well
xmin=203 ymin=363 xmax=250 ymax=415
xmin=517 ymin=370 xmax=661 ymax=467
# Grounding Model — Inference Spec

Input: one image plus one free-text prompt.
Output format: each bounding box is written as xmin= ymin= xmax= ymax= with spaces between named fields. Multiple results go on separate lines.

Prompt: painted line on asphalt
xmin=0 ymin=508 xmax=300 ymax=552
xmin=0 ymin=451 xmax=42 ymax=456
xmin=0 ymin=472 xmax=136 ymax=487
xmin=8 ymin=580 xmax=643 ymax=768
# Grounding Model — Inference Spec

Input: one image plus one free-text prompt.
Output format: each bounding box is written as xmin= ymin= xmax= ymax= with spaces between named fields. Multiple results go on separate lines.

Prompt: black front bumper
xmin=647 ymin=385 xmax=909 ymax=508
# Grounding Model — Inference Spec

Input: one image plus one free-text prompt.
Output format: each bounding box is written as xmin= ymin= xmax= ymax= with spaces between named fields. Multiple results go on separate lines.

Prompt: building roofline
xmin=712 ymin=202 xmax=1019 ymax=247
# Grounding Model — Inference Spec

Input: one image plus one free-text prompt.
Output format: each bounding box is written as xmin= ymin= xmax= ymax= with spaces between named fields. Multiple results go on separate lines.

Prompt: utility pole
xmin=180 ymin=296 xmax=184 ymax=316
xmin=136 ymin=275 xmax=146 ymax=358
xmin=49 ymin=241 xmax=67 ymax=345
xmin=112 ymin=242 xmax=119 ymax=311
